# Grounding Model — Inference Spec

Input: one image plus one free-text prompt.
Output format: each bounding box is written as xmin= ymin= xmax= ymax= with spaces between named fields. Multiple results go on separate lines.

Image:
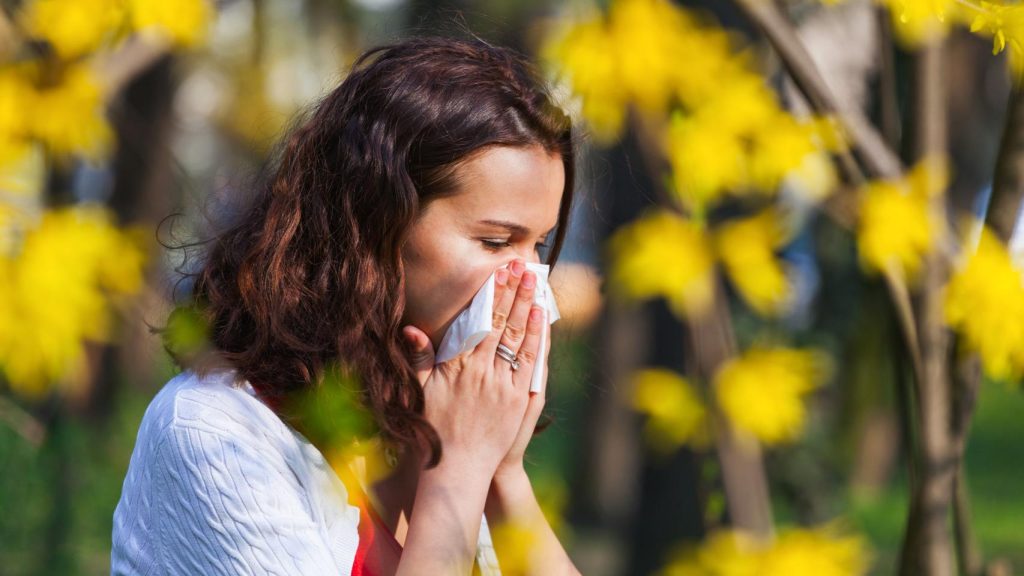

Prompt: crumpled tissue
xmin=435 ymin=262 xmax=560 ymax=393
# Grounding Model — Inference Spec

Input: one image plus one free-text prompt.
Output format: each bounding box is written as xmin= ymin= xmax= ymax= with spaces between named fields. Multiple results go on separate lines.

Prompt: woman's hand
xmin=493 ymin=315 xmax=550 ymax=483
xmin=400 ymin=258 xmax=545 ymax=480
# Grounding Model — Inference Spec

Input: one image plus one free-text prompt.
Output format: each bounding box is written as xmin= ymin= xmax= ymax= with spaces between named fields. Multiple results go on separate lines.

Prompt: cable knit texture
xmin=111 ymin=369 xmax=362 ymax=575
xmin=111 ymin=369 xmax=503 ymax=575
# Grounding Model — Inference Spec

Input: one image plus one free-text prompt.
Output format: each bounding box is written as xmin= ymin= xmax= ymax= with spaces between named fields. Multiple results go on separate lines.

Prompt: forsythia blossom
xmin=856 ymin=157 xmax=947 ymax=280
xmin=631 ymin=368 xmax=708 ymax=452
xmin=715 ymin=210 xmax=792 ymax=317
xmin=944 ymin=226 xmax=1024 ymax=381
xmin=545 ymin=0 xmax=843 ymax=210
xmin=662 ymin=524 xmax=869 ymax=576
xmin=0 ymin=206 xmax=148 ymax=397
xmin=607 ymin=210 xmax=715 ymax=318
xmin=714 ymin=347 xmax=829 ymax=445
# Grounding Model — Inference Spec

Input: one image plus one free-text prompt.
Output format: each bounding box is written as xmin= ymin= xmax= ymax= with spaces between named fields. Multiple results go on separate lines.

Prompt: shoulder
xmin=137 ymin=369 xmax=293 ymax=452
xmin=124 ymin=368 xmax=313 ymax=505
xmin=114 ymin=369 xmax=362 ymax=574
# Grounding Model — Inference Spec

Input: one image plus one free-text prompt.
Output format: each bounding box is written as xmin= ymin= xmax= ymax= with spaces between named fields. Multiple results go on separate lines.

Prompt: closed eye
xmin=481 ymin=239 xmax=550 ymax=251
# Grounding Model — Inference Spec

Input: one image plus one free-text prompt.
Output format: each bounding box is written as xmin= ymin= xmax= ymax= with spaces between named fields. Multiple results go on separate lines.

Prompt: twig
xmin=875 ymin=4 xmax=901 ymax=151
xmin=93 ymin=35 xmax=172 ymax=97
xmin=733 ymin=0 xmax=903 ymax=180
xmin=687 ymin=281 xmax=774 ymax=539
xmin=0 ymin=395 xmax=46 ymax=447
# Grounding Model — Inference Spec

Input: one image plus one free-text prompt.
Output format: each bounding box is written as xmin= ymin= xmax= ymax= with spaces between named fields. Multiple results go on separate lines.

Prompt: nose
xmin=511 ymin=247 xmax=541 ymax=266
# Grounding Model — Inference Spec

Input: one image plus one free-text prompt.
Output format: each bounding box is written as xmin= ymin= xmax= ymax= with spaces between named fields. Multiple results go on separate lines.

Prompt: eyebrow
xmin=478 ymin=219 xmax=557 ymax=237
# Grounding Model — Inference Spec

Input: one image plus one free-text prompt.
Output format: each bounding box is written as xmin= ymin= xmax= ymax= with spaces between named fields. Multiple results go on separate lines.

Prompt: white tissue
xmin=435 ymin=262 xmax=560 ymax=393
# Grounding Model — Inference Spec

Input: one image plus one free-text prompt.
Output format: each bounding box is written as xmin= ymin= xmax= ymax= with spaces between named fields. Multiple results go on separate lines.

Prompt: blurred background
xmin=1 ymin=0 xmax=1023 ymax=574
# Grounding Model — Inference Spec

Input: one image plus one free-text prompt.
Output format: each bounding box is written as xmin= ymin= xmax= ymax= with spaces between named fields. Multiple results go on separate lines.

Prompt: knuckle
xmin=504 ymin=323 xmax=525 ymax=343
xmin=518 ymin=347 xmax=538 ymax=365
xmin=492 ymin=310 xmax=508 ymax=330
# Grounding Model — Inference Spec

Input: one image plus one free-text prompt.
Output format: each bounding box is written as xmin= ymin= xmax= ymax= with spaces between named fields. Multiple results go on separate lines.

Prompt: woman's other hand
xmin=400 ymin=258 xmax=545 ymax=481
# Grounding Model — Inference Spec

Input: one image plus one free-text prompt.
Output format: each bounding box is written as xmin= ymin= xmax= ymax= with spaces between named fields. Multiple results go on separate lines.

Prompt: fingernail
xmin=496 ymin=269 xmax=509 ymax=285
xmin=511 ymin=260 xmax=525 ymax=276
xmin=522 ymin=272 xmax=535 ymax=289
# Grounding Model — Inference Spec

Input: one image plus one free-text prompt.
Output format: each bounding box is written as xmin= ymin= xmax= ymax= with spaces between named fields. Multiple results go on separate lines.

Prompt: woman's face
xmin=401 ymin=144 xmax=565 ymax=351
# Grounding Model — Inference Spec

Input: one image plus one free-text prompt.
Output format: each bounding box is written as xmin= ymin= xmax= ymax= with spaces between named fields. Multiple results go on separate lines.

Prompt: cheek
xmin=402 ymin=239 xmax=504 ymax=337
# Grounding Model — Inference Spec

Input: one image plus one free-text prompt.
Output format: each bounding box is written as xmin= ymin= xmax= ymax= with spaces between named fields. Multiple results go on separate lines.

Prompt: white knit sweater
xmin=111 ymin=369 xmax=501 ymax=575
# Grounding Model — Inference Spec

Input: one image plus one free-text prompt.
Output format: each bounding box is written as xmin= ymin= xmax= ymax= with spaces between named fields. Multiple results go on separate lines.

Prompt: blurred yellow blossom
xmin=541 ymin=18 xmax=626 ymax=142
xmin=545 ymin=0 xmax=839 ymax=209
xmin=607 ymin=0 xmax=695 ymax=113
xmin=665 ymin=79 xmax=839 ymax=211
xmin=715 ymin=210 xmax=792 ymax=316
xmin=944 ymin=226 xmax=1024 ymax=381
xmin=761 ymin=525 xmax=870 ymax=576
xmin=662 ymin=530 xmax=761 ymax=576
xmin=714 ymin=347 xmax=829 ymax=445
xmin=662 ymin=524 xmax=868 ymax=576
xmin=968 ymin=1 xmax=1021 ymax=54
xmin=490 ymin=520 xmax=539 ymax=575
xmin=665 ymin=111 xmax=747 ymax=211
xmin=607 ymin=210 xmax=715 ymax=318
xmin=631 ymin=368 xmax=709 ymax=453
xmin=543 ymin=0 xmax=750 ymax=141
xmin=880 ymin=0 xmax=956 ymax=46
xmin=29 ymin=66 xmax=114 ymax=160
xmin=20 ymin=0 xmax=125 ymax=58
xmin=856 ymin=157 xmax=947 ymax=280
xmin=127 ymin=0 xmax=212 ymax=48
xmin=750 ymin=113 xmax=841 ymax=198
xmin=0 ymin=206 xmax=148 ymax=397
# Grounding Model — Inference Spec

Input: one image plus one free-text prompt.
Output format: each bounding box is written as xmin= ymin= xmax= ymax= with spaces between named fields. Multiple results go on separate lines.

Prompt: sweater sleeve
xmin=151 ymin=424 xmax=343 ymax=576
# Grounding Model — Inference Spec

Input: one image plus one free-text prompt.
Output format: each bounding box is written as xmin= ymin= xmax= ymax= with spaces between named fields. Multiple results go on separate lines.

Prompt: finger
xmin=512 ymin=305 xmax=545 ymax=391
xmin=497 ymin=269 xmax=536 ymax=359
xmin=479 ymin=259 xmax=525 ymax=355
xmin=402 ymin=325 xmax=435 ymax=387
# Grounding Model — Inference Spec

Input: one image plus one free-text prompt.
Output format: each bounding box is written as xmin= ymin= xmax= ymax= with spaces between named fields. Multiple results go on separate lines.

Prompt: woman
xmin=111 ymin=35 xmax=581 ymax=576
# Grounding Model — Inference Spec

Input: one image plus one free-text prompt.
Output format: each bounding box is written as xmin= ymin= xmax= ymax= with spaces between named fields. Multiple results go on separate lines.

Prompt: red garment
xmin=349 ymin=478 xmax=403 ymax=576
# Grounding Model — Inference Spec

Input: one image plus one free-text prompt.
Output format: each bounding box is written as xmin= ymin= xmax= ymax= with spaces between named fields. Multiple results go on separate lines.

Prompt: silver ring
xmin=495 ymin=343 xmax=520 ymax=371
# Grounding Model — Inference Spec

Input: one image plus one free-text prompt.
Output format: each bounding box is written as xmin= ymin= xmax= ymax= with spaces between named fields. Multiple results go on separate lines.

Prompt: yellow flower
xmin=490 ymin=520 xmax=539 ymax=575
xmin=662 ymin=530 xmax=761 ymax=576
xmin=542 ymin=18 xmax=627 ymax=142
xmin=761 ymin=526 xmax=870 ymax=576
xmin=607 ymin=210 xmax=715 ymax=318
xmin=944 ymin=226 xmax=1024 ymax=381
xmin=608 ymin=0 xmax=693 ymax=113
xmin=662 ymin=525 xmax=869 ymax=576
xmin=631 ymin=368 xmax=709 ymax=452
xmin=967 ymin=1 xmax=1024 ymax=54
xmin=29 ymin=66 xmax=113 ymax=160
xmin=20 ymin=0 xmax=125 ymax=58
xmin=0 ymin=206 xmax=148 ymax=397
xmin=880 ymin=0 xmax=956 ymax=47
xmin=715 ymin=211 xmax=791 ymax=316
xmin=749 ymin=113 xmax=838 ymax=197
xmin=665 ymin=112 xmax=747 ymax=211
xmin=714 ymin=347 xmax=829 ymax=445
xmin=856 ymin=157 xmax=947 ymax=279
xmin=127 ymin=0 xmax=212 ymax=48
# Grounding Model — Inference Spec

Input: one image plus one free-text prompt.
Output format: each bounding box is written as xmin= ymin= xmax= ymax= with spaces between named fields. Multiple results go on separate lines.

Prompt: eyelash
xmin=482 ymin=239 xmax=549 ymax=251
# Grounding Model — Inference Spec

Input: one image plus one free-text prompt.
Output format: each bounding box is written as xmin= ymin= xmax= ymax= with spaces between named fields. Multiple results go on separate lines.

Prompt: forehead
xmin=445 ymin=145 xmax=565 ymax=230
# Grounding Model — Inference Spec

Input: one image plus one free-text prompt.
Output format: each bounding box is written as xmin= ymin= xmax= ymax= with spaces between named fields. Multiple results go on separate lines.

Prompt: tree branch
xmin=733 ymin=0 xmax=903 ymax=180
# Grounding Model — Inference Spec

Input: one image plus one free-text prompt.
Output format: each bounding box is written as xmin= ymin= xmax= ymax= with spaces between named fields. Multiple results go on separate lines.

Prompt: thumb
xmin=401 ymin=325 xmax=435 ymax=387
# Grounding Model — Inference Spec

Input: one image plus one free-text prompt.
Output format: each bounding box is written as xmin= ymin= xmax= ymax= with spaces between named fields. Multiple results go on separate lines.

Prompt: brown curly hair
xmin=174 ymin=36 xmax=576 ymax=467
